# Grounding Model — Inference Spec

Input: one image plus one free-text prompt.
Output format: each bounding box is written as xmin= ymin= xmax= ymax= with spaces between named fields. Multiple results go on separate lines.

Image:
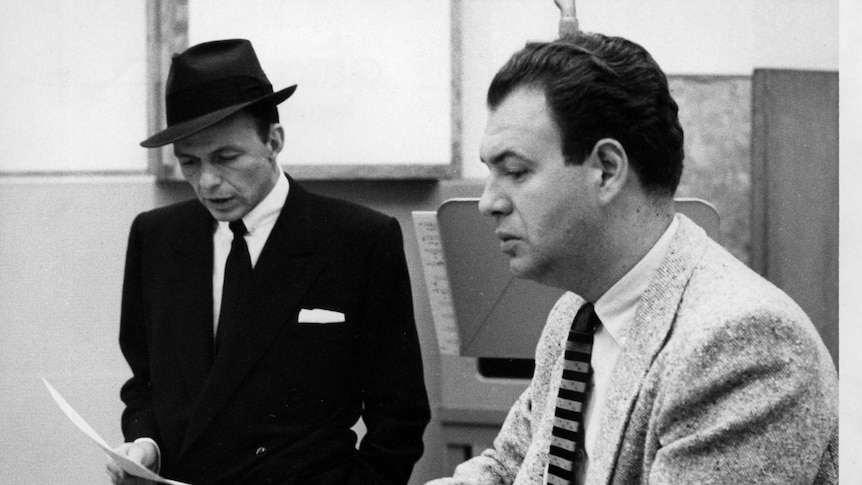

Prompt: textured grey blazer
xmin=429 ymin=214 xmax=838 ymax=485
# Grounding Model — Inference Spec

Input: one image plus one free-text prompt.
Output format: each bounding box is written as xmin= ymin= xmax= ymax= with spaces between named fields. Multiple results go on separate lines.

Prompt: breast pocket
xmin=261 ymin=313 xmax=358 ymax=424
xmin=296 ymin=308 xmax=346 ymax=325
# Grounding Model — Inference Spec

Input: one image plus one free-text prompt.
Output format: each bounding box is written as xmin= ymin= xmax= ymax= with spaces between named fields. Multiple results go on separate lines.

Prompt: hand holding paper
xmin=107 ymin=441 xmax=159 ymax=484
xmin=41 ymin=377 xmax=190 ymax=485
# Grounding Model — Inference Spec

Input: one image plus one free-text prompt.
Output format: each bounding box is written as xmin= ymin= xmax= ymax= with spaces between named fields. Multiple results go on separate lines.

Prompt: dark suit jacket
xmin=119 ymin=177 xmax=430 ymax=485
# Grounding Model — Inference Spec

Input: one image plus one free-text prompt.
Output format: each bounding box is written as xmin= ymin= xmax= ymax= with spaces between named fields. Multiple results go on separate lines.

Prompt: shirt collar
xmin=217 ymin=171 xmax=289 ymax=235
xmin=594 ymin=216 xmax=679 ymax=344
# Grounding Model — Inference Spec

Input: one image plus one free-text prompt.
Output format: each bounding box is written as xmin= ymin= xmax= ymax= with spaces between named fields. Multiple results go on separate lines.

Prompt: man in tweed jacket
xmin=428 ymin=33 xmax=837 ymax=485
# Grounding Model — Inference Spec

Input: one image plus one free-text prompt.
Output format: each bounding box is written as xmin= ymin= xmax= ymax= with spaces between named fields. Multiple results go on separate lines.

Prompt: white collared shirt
xmin=577 ymin=216 xmax=679 ymax=482
xmin=212 ymin=171 xmax=289 ymax=332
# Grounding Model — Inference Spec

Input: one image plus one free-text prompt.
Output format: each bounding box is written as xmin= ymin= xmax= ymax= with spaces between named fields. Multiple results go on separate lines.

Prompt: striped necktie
xmin=546 ymin=302 xmax=600 ymax=485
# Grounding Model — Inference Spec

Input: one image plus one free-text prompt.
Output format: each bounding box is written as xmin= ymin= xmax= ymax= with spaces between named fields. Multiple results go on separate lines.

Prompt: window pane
xmin=187 ymin=0 xmax=452 ymax=166
xmin=0 ymin=1 xmax=148 ymax=173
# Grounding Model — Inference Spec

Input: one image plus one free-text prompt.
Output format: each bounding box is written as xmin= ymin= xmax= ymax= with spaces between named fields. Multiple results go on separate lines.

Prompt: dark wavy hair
xmin=487 ymin=33 xmax=684 ymax=196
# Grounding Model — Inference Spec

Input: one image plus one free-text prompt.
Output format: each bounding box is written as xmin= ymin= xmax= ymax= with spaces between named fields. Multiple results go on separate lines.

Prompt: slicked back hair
xmin=488 ymin=33 xmax=684 ymax=197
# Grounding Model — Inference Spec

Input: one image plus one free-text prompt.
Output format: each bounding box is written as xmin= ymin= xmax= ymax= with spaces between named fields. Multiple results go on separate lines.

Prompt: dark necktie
xmin=546 ymin=302 xmax=600 ymax=485
xmin=215 ymin=220 xmax=251 ymax=354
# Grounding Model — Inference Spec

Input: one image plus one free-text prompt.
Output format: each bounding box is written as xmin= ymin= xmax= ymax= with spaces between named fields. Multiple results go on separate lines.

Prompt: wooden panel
xmin=672 ymin=76 xmax=751 ymax=265
xmin=146 ymin=0 xmax=188 ymax=179
xmin=751 ymin=69 xmax=839 ymax=367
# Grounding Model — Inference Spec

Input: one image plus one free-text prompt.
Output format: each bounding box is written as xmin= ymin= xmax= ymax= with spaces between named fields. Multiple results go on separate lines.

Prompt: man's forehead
xmin=489 ymin=87 xmax=549 ymax=122
xmin=481 ymin=88 xmax=559 ymax=160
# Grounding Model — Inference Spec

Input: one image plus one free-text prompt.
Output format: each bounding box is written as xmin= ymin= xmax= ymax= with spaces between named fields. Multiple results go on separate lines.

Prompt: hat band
xmin=166 ymin=76 xmax=273 ymax=126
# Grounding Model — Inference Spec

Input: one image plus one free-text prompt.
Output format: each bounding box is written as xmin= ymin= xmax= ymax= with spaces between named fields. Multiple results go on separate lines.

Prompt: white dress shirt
xmin=212 ymin=171 xmax=289 ymax=333
xmin=578 ymin=216 xmax=679 ymax=482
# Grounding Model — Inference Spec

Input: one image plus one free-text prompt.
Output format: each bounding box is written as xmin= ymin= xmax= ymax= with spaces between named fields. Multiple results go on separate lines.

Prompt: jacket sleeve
xmin=425 ymin=293 xmax=577 ymax=485
xmin=349 ymin=217 xmax=431 ymax=485
xmin=118 ymin=214 xmax=160 ymax=444
xmin=426 ymin=387 xmax=535 ymax=485
xmin=648 ymin=312 xmax=839 ymax=484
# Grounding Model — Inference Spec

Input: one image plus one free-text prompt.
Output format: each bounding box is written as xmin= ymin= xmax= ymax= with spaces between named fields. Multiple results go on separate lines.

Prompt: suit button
xmin=575 ymin=448 xmax=587 ymax=461
xmin=255 ymin=446 xmax=267 ymax=455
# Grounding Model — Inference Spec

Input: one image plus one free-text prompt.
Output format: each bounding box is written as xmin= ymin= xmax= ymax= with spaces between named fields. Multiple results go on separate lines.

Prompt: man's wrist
xmin=133 ymin=437 xmax=161 ymax=473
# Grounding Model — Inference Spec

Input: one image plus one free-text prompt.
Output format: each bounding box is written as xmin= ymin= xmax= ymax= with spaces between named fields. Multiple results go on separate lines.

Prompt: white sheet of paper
xmin=411 ymin=211 xmax=461 ymax=355
xmin=41 ymin=377 xmax=191 ymax=485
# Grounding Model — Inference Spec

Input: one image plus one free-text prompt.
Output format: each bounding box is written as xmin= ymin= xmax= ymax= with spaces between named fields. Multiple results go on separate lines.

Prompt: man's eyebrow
xmin=173 ymin=149 xmax=195 ymax=159
xmin=482 ymin=149 xmax=528 ymax=167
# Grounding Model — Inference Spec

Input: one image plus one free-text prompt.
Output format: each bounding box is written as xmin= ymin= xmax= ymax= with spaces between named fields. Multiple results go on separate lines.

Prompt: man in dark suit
xmin=106 ymin=39 xmax=430 ymax=485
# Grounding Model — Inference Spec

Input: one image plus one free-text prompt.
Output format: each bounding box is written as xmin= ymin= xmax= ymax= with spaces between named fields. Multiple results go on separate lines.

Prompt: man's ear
xmin=587 ymin=138 xmax=628 ymax=204
xmin=268 ymin=123 xmax=285 ymax=159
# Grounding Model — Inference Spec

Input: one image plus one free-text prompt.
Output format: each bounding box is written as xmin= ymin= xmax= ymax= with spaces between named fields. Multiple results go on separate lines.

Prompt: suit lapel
xmin=589 ymin=215 xmax=708 ymax=484
xmin=164 ymin=204 xmax=216 ymax=402
xmin=181 ymin=180 xmax=327 ymax=453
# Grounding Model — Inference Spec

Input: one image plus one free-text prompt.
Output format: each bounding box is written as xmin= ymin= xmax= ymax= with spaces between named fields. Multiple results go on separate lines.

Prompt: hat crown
xmin=141 ymin=38 xmax=296 ymax=148
xmin=167 ymin=39 xmax=269 ymax=94
xmin=165 ymin=39 xmax=274 ymax=126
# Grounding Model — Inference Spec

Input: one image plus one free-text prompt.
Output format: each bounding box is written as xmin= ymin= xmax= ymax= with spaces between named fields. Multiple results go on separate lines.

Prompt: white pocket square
xmin=298 ymin=308 xmax=345 ymax=324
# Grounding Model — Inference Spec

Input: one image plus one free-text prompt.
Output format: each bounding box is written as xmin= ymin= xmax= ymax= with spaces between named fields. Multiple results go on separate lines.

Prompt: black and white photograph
xmin=0 ymin=1 xmax=855 ymax=484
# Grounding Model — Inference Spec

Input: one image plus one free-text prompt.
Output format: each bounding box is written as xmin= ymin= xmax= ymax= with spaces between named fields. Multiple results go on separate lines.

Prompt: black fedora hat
xmin=140 ymin=39 xmax=297 ymax=148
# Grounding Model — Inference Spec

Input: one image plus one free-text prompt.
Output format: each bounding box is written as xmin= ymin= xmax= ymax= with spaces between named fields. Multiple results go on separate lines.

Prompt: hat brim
xmin=140 ymin=84 xmax=297 ymax=148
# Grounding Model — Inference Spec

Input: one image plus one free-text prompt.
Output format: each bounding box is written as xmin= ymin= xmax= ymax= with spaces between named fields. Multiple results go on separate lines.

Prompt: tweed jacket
xmin=431 ymin=214 xmax=838 ymax=485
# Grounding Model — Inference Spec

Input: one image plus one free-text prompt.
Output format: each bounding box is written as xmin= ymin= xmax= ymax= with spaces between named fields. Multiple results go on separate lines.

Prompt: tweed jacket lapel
xmin=587 ymin=215 xmax=709 ymax=484
xmin=181 ymin=179 xmax=327 ymax=454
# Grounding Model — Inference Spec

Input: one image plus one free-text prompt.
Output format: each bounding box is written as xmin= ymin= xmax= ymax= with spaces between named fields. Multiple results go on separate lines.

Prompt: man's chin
xmin=508 ymin=258 xmax=538 ymax=281
xmin=204 ymin=204 xmax=243 ymax=222
xmin=508 ymin=257 xmax=560 ymax=288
